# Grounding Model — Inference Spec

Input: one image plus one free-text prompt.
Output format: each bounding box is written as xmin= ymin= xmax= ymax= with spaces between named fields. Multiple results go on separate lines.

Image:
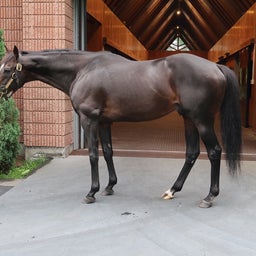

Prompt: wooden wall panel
xmin=208 ymin=3 xmax=256 ymax=62
xmin=148 ymin=50 xmax=208 ymax=60
xmin=87 ymin=15 xmax=102 ymax=51
xmin=87 ymin=0 xmax=104 ymax=24
xmin=87 ymin=0 xmax=147 ymax=60
xmin=209 ymin=3 xmax=256 ymax=129
xmin=250 ymin=45 xmax=256 ymax=129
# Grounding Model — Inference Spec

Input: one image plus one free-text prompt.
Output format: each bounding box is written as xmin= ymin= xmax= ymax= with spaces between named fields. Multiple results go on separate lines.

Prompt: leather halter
xmin=0 ymin=63 xmax=22 ymax=99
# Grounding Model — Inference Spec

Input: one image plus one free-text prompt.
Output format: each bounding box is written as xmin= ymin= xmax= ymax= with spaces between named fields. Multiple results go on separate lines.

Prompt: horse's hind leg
xmin=198 ymin=121 xmax=222 ymax=208
xmin=162 ymin=117 xmax=200 ymax=200
xmin=99 ymin=123 xmax=117 ymax=195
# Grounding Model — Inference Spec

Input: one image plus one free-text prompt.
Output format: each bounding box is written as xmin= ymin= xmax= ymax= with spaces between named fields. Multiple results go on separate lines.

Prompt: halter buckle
xmin=16 ymin=63 xmax=22 ymax=71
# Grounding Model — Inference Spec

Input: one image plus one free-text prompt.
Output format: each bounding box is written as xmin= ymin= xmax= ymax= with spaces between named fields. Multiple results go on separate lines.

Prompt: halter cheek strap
xmin=5 ymin=63 xmax=22 ymax=89
xmin=0 ymin=63 xmax=22 ymax=99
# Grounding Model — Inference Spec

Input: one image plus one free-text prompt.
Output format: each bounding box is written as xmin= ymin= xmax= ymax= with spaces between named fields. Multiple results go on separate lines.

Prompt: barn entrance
xmin=72 ymin=1 xmax=256 ymax=160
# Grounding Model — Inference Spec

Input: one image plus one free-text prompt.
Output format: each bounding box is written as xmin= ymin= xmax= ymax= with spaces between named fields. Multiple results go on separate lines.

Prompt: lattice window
xmin=167 ymin=36 xmax=189 ymax=51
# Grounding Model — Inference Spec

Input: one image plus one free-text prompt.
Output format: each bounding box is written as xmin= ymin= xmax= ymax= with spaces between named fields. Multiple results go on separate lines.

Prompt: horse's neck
xmin=20 ymin=52 xmax=83 ymax=95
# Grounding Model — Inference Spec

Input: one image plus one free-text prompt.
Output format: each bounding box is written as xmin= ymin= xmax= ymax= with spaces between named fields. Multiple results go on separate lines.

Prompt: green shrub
xmin=0 ymin=98 xmax=21 ymax=174
xmin=0 ymin=29 xmax=5 ymax=60
xmin=0 ymin=29 xmax=21 ymax=174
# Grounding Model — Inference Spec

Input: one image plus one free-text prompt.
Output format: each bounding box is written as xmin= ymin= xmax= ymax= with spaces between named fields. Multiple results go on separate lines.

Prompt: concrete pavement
xmin=0 ymin=156 xmax=256 ymax=255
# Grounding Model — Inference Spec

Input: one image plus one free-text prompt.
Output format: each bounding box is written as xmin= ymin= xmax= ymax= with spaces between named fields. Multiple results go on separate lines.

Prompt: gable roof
xmin=104 ymin=0 xmax=255 ymax=50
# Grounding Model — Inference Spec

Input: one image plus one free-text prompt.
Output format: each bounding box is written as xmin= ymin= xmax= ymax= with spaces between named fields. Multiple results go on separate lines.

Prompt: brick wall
xmin=0 ymin=0 xmax=74 ymax=158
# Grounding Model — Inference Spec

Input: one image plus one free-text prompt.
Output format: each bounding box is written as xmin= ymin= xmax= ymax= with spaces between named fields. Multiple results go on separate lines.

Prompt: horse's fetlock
xmin=109 ymin=178 xmax=117 ymax=186
xmin=92 ymin=185 xmax=100 ymax=193
xmin=211 ymin=188 xmax=219 ymax=197
xmin=91 ymin=182 xmax=100 ymax=193
xmin=172 ymin=183 xmax=182 ymax=192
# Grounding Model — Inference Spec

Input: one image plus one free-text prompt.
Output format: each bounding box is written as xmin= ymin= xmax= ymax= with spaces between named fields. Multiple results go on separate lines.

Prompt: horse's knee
xmin=89 ymin=154 xmax=99 ymax=165
xmin=102 ymin=144 xmax=113 ymax=159
xmin=186 ymin=151 xmax=200 ymax=165
xmin=208 ymin=145 xmax=222 ymax=161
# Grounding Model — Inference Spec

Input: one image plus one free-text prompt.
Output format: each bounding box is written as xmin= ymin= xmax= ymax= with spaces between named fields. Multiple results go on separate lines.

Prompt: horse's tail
xmin=218 ymin=64 xmax=242 ymax=175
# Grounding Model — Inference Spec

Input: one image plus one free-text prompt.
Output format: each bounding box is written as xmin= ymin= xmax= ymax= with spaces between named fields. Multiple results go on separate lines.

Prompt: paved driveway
xmin=0 ymin=156 xmax=255 ymax=255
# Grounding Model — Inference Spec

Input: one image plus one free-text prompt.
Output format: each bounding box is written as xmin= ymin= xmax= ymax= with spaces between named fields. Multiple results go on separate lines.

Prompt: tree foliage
xmin=0 ymin=29 xmax=5 ymax=60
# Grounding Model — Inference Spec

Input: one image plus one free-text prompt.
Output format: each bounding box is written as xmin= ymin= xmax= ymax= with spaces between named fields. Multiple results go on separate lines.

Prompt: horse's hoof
xmin=101 ymin=189 xmax=114 ymax=196
xmin=199 ymin=199 xmax=213 ymax=208
xmin=161 ymin=189 xmax=174 ymax=200
xmin=83 ymin=196 xmax=96 ymax=204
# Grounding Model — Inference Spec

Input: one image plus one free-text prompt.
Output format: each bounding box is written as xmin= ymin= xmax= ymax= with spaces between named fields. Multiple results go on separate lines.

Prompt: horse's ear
xmin=13 ymin=45 xmax=19 ymax=60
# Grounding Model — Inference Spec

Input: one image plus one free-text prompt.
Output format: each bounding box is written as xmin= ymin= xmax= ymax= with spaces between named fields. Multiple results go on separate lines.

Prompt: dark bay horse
xmin=0 ymin=46 xmax=241 ymax=208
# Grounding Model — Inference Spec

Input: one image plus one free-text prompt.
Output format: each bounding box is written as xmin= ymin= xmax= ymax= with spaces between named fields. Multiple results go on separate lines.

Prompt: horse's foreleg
xmin=198 ymin=124 xmax=221 ymax=208
xmin=162 ymin=118 xmax=200 ymax=200
xmin=83 ymin=118 xmax=100 ymax=204
xmin=99 ymin=123 xmax=117 ymax=196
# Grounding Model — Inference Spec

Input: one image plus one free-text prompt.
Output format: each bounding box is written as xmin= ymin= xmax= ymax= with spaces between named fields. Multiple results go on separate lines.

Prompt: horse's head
xmin=0 ymin=46 xmax=24 ymax=99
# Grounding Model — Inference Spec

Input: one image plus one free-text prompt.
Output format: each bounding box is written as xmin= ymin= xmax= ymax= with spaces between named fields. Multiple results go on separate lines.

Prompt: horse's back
xmin=165 ymin=53 xmax=221 ymax=76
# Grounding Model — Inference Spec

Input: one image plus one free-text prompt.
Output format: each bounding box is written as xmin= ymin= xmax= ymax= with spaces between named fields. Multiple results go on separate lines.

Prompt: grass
xmin=0 ymin=157 xmax=50 ymax=180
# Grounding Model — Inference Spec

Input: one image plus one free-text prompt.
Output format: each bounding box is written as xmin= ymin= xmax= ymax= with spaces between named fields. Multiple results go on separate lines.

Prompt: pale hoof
xmin=199 ymin=199 xmax=213 ymax=208
xmin=101 ymin=188 xmax=114 ymax=196
xmin=82 ymin=196 xmax=96 ymax=204
xmin=161 ymin=189 xmax=174 ymax=200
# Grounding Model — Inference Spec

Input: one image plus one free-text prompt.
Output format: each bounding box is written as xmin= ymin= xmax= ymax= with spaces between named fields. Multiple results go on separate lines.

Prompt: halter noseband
xmin=0 ymin=63 xmax=22 ymax=99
